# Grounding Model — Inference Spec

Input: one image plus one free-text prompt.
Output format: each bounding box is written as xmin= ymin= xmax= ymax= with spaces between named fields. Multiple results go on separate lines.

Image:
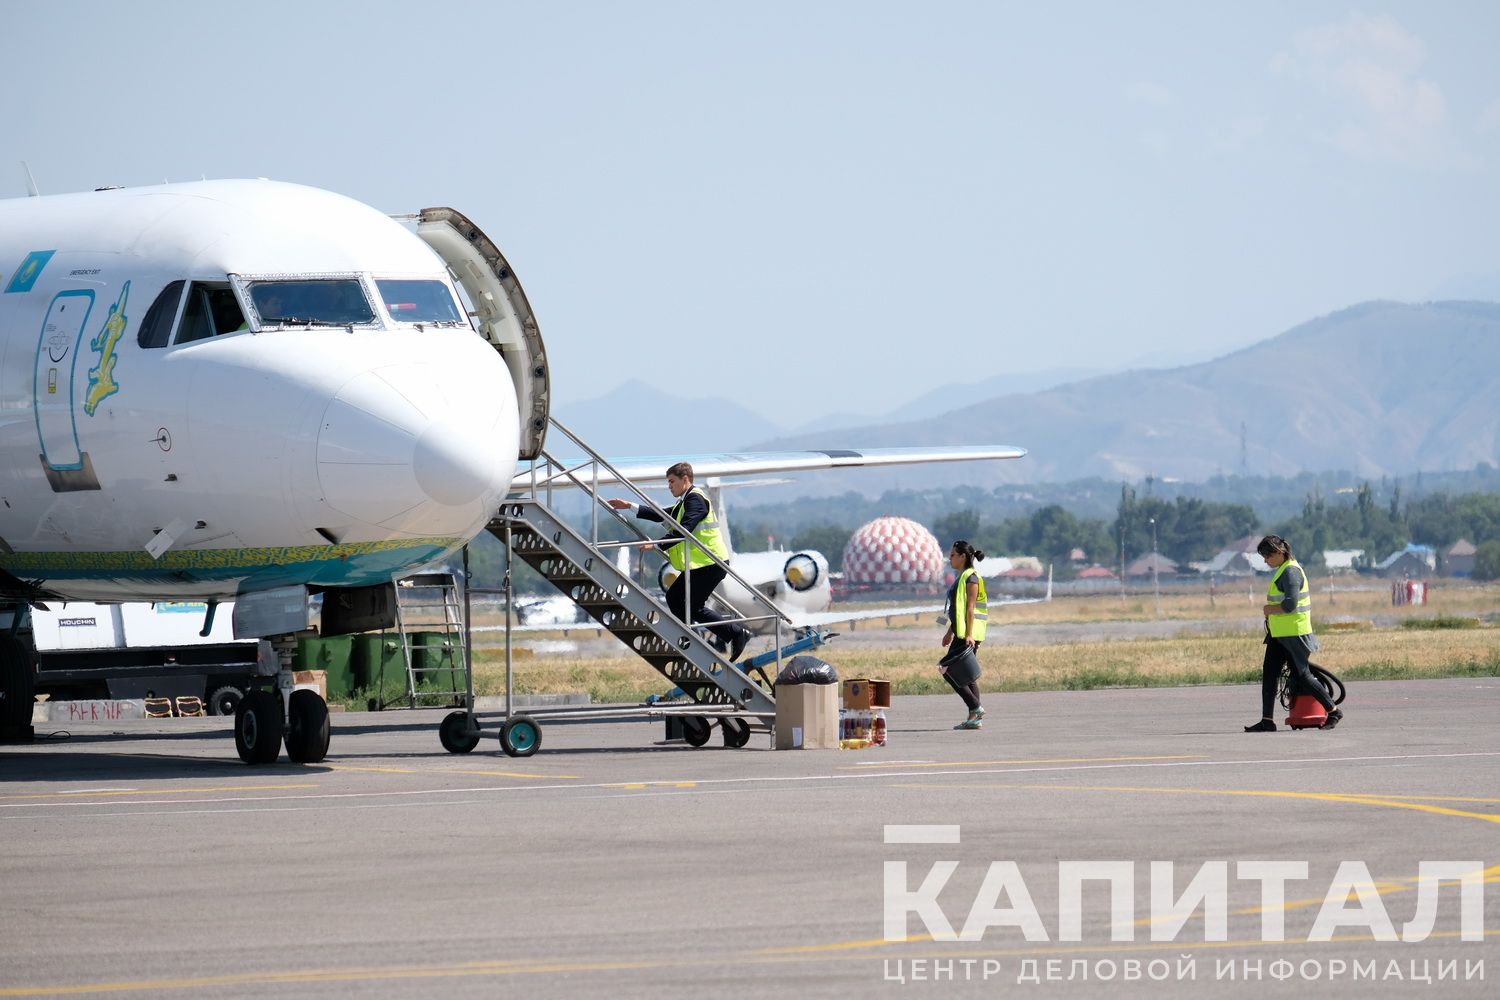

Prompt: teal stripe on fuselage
xmin=1 ymin=540 xmax=458 ymax=592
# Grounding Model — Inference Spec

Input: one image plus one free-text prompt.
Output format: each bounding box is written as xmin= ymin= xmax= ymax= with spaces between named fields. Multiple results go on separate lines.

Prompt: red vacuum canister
xmin=1285 ymin=694 xmax=1328 ymax=730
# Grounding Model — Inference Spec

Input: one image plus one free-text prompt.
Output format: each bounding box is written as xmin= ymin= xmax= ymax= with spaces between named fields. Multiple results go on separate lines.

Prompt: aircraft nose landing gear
xmin=285 ymin=689 xmax=330 ymax=762
xmin=234 ymin=671 xmax=330 ymax=765
xmin=234 ymin=689 xmax=283 ymax=764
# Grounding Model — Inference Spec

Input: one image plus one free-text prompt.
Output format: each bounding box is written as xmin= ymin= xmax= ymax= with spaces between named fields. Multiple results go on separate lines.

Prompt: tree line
xmin=734 ymin=486 xmax=1500 ymax=581
xmin=460 ymin=480 xmax=1500 ymax=592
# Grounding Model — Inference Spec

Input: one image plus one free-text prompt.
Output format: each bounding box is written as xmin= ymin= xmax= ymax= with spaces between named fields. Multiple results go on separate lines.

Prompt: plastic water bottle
xmin=873 ymin=709 xmax=887 ymax=746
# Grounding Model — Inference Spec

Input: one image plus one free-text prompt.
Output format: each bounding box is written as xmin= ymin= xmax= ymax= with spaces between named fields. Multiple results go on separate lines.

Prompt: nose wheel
xmin=234 ymin=687 xmax=330 ymax=764
xmin=285 ymin=689 xmax=330 ymax=763
xmin=234 ymin=690 xmax=283 ymax=764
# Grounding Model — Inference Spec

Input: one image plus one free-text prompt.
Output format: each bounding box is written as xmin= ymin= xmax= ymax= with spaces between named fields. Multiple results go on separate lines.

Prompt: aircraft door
xmin=415 ymin=208 xmax=549 ymax=460
xmin=32 ymin=289 xmax=100 ymax=490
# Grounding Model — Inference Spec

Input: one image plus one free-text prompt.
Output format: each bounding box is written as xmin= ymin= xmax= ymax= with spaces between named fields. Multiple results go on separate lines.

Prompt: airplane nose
xmin=317 ymin=362 xmax=517 ymax=529
xmin=412 ymin=421 xmax=493 ymax=505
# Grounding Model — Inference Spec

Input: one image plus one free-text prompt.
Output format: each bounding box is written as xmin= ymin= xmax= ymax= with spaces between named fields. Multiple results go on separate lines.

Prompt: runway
xmin=2 ymin=678 xmax=1496 ymax=998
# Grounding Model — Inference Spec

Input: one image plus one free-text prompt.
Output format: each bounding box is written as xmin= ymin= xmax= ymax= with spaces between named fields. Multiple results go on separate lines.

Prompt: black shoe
xmin=1244 ymin=719 xmax=1277 ymax=732
xmin=728 ymin=629 xmax=750 ymax=662
xmin=1321 ymin=709 xmax=1343 ymax=730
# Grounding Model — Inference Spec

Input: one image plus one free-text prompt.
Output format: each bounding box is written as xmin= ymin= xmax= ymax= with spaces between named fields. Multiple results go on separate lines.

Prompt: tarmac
xmin=1 ymin=677 xmax=1496 ymax=998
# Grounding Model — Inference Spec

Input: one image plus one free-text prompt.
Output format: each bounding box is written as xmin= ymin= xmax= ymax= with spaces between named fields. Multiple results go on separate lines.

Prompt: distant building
xmin=997 ymin=556 xmax=1044 ymax=580
xmin=1443 ymin=539 xmax=1477 ymax=577
xmin=1193 ymin=549 xmax=1269 ymax=577
xmin=1075 ymin=566 xmax=1117 ymax=580
xmin=1322 ymin=549 xmax=1365 ymax=574
xmin=1068 ymin=547 xmax=1088 ymax=564
xmin=1374 ymin=544 xmax=1436 ymax=579
xmin=1125 ymin=552 xmax=1179 ymax=578
xmin=973 ymin=556 xmax=1014 ymax=578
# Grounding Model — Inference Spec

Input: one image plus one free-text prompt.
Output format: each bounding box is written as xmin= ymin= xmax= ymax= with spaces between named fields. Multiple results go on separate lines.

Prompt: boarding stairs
xmin=487 ymin=420 xmax=787 ymax=722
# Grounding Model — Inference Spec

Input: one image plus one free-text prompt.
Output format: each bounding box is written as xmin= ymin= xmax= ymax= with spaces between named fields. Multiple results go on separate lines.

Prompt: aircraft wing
xmin=784 ymin=591 xmax=1051 ymax=630
xmin=785 ymin=603 xmax=943 ymax=629
xmin=513 ymin=445 xmax=1027 ymax=490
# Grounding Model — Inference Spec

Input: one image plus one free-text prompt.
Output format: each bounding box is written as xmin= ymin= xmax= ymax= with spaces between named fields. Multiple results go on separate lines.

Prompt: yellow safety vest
xmin=953 ymin=567 xmax=988 ymax=641
xmin=1266 ymin=558 xmax=1312 ymax=637
xmin=665 ymin=486 xmax=729 ymax=572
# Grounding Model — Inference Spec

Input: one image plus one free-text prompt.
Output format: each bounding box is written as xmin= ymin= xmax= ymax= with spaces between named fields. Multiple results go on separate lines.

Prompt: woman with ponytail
xmin=940 ymin=540 xmax=989 ymax=730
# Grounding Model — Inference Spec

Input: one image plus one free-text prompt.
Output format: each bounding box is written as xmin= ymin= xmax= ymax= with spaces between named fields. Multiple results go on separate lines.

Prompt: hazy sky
xmin=6 ymin=1 xmax=1499 ymax=423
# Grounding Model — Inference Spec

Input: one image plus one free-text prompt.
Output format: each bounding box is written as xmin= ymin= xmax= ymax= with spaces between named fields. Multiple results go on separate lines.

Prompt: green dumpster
xmin=295 ymin=634 xmax=355 ymax=700
xmin=351 ymin=633 xmax=405 ymax=691
xmin=410 ymin=631 xmax=460 ymax=690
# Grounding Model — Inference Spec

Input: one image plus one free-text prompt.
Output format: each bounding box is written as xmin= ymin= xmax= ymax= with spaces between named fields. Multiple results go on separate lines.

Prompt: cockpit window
xmin=248 ymin=279 xmax=375 ymax=327
xmin=375 ymin=279 xmax=464 ymax=325
xmin=175 ymin=283 xmax=246 ymax=344
xmin=138 ymin=280 xmax=185 ymax=349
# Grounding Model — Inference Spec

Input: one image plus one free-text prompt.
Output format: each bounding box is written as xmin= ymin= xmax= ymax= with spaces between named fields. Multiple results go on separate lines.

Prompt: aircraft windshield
xmin=248 ymin=279 xmax=374 ymax=326
xmin=376 ymin=279 xmax=465 ymax=325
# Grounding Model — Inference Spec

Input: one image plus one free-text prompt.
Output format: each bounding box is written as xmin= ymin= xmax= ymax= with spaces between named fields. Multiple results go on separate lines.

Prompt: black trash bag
xmin=776 ymin=655 xmax=839 ymax=685
xmin=939 ymin=644 xmax=981 ymax=686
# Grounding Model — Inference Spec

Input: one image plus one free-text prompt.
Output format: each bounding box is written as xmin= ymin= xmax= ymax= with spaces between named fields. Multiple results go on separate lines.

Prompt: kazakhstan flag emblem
xmin=4 ymin=250 xmax=56 ymax=294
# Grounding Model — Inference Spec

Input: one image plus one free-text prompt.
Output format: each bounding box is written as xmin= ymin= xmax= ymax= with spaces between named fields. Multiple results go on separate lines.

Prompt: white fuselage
xmin=0 ymin=180 xmax=520 ymax=601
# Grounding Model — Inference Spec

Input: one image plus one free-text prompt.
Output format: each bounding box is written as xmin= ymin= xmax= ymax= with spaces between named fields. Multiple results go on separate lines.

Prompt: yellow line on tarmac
xmin=610 ymin=781 xmax=698 ymax=790
xmin=845 ymin=754 xmax=1203 ymax=769
xmin=0 ymin=784 xmax=317 ymax=802
xmin=1227 ymin=864 xmax=1500 ymax=921
xmin=888 ymin=781 xmax=1500 ymax=827
xmin=323 ymin=764 xmax=576 ymax=780
xmin=1335 ymin=792 xmax=1500 ymax=805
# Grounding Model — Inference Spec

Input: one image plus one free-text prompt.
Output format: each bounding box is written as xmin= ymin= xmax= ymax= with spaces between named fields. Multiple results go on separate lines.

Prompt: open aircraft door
xmin=415 ymin=208 xmax=549 ymax=460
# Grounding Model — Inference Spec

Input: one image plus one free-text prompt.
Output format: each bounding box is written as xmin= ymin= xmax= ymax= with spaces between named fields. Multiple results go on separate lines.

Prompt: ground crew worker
xmin=939 ymin=539 xmax=988 ymax=729
xmin=607 ymin=462 xmax=751 ymax=661
xmin=1244 ymin=534 xmax=1343 ymax=732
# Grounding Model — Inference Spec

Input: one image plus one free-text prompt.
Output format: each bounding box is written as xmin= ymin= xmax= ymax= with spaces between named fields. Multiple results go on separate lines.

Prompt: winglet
xmin=21 ymin=161 xmax=39 ymax=198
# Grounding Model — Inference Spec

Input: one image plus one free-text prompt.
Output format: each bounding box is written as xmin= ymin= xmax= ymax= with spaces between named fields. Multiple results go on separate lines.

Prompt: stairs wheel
xmin=500 ymin=715 xmax=543 ymax=757
xmin=439 ymin=710 xmax=480 ymax=753
xmin=682 ymin=715 xmax=712 ymax=748
xmin=721 ymin=717 xmax=751 ymax=749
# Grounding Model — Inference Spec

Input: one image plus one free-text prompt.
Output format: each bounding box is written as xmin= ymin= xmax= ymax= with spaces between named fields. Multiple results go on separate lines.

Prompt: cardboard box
xmin=774 ymin=683 xmax=839 ymax=749
xmin=842 ymin=678 xmax=891 ymax=710
xmin=292 ymin=669 xmax=327 ymax=701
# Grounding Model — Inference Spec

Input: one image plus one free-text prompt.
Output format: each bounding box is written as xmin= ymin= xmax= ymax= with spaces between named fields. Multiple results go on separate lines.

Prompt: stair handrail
xmin=515 ymin=417 xmax=792 ymax=633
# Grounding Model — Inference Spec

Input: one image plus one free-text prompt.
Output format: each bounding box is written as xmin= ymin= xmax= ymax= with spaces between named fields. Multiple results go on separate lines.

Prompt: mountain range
xmin=553 ymin=301 xmax=1500 ymax=496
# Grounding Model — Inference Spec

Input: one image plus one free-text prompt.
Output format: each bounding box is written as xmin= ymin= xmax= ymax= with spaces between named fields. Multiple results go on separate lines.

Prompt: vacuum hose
xmin=1278 ymin=663 xmax=1346 ymax=709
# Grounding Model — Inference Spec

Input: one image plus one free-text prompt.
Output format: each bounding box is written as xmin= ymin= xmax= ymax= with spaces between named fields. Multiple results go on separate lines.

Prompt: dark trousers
xmin=664 ymin=564 xmax=743 ymax=647
xmin=943 ymin=638 xmax=982 ymax=712
xmin=1261 ymin=636 xmax=1335 ymax=718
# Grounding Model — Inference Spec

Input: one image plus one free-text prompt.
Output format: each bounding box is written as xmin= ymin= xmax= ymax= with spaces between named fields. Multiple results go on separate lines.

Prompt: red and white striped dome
xmin=841 ymin=516 xmax=945 ymax=585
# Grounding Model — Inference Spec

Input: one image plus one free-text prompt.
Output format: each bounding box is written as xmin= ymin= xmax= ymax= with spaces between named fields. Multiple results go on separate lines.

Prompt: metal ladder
xmin=383 ymin=572 xmax=469 ymax=709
